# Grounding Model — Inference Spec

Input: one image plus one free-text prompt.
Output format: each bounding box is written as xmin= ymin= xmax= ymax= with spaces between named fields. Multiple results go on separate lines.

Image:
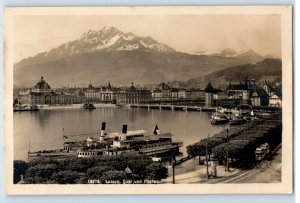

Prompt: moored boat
xmin=13 ymin=104 xmax=39 ymax=112
xmin=229 ymin=115 xmax=247 ymax=125
xmin=27 ymin=122 xmax=183 ymax=160
xmin=211 ymin=113 xmax=229 ymax=124
xmin=27 ymin=149 xmax=76 ymax=161
xmin=83 ymin=103 xmax=96 ymax=109
xmin=201 ymin=107 xmax=217 ymax=112
xmin=102 ymin=124 xmax=183 ymax=156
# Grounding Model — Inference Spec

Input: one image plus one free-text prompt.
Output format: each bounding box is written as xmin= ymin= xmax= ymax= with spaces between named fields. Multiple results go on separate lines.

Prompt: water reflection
xmin=14 ymin=107 xmax=227 ymax=160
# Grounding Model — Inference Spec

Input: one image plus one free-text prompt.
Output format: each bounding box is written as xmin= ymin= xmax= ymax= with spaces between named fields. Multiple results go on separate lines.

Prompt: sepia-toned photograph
xmin=4 ymin=6 xmax=293 ymax=194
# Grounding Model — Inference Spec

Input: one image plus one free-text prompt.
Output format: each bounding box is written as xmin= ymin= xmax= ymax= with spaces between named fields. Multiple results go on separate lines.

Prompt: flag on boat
xmin=62 ymin=128 xmax=68 ymax=139
xmin=153 ymin=124 xmax=160 ymax=135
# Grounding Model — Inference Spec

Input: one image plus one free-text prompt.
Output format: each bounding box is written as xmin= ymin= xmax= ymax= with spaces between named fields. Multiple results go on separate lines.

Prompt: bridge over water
xmin=129 ymin=104 xmax=217 ymax=112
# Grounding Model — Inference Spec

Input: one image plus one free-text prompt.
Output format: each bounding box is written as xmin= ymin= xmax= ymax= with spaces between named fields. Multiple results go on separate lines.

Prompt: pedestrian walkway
xmin=161 ymin=158 xmax=241 ymax=184
xmin=161 ymin=145 xmax=282 ymax=184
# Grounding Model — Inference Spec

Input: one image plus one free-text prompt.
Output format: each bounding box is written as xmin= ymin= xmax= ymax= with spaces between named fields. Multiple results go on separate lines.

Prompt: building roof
xmin=171 ymin=88 xmax=179 ymax=92
xmin=264 ymin=83 xmax=274 ymax=91
xmin=88 ymin=82 xmax=94 ymax=89
xmin=205 ymin=82 xmax=218 ymax=93
xmin=272 ymin=88 xmax=282 ymax=100
xmin=34 ymin=76 xmax=51 ymax=90
xmin=127 ymin=82 xmax=137 ymax=92
xmin=152 ymin=88 xmax=162 ymax=93
xmin=250 ymin=85 xmax=269 ymax=98
xmin=225 ymin=83 xmax=249 ymax=91
xmin=157 ymin=83 xmax=170 ymax=90
xmin=125 ymin=167 xmax=133 ymax=174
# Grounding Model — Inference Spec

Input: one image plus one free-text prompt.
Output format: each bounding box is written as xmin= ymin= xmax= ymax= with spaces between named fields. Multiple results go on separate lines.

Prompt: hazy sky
xmin=13 ymin=14 xmax=281 ymax=63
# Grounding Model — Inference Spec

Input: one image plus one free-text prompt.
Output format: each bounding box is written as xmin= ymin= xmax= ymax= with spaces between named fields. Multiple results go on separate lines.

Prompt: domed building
xmin=33 ymin=76 xmax=51 ymax=92
xmin=16 ymin=76 xmax=85 ymax=105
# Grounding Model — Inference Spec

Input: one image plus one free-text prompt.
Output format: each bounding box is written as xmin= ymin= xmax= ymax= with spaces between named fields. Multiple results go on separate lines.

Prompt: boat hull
xmin=13 ymin=108 xmax=39 ymax=112
xmin=139 ymin=143 xmax=183 ymax=156
xmin=27 ymin=150 xmax=77 ymax=161
xmin=83 ymin=103 xmax=96 ymax=109
xmin=229 ymin=119 xmax=247 ymax=125
xmin=211 ymin=118 xmax=229 ymax=124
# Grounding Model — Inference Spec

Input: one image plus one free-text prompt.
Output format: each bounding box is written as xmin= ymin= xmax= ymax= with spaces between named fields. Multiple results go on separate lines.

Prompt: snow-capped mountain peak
xmin=31 ymin=26 xmax=175 ymax=63
xmin=77 ymin=26 xmax=174 ymax=52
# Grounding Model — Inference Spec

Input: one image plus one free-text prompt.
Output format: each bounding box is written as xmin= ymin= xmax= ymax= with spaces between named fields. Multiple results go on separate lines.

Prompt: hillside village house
xmin=224 ymin=79 xmax=272 ymax=107
xmin=249 ymin=86 xmax=269 ymax=107
xmin=263 ymin=82 xmax=282 ymax=107
xmin=224 ymin=82 xmax=250 ymax=104
xmin=268 ymin=93 xmax=282 ymax=107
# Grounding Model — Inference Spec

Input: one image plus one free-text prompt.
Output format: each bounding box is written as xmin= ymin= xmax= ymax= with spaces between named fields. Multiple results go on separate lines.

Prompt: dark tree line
xmin=14 ymin=153 xmax=168 ymax=184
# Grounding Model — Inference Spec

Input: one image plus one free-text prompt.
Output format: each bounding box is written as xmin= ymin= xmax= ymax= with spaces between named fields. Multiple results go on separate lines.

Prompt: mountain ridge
xmin=14 ymin=26 xmax=279 ymax=88
xmin=185 ymin=58 xmax=282 ymax=88
xmin=16 ymin=26 xmax=175 ymax=67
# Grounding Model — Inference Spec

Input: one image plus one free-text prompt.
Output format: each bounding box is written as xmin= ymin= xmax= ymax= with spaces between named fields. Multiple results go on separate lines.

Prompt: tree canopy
xmin=17 ymin=153 xmax=168 ymax=184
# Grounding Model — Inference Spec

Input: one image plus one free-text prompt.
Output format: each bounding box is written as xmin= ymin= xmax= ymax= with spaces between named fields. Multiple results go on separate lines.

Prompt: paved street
xmin=161 ymin=147 xmax=282 ymax=184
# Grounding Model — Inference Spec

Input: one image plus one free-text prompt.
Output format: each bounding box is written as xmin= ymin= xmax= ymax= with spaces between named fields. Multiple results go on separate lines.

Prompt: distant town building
xmin=213 ymin=92 xmax=229 ymax=100
xmin=178 ymin=89 xmax=205 ymax=100
xmin=249 ymin=85 xmax=269 ymax=107
xmin=223 ymin=78 xmax=271 ymax=107
xmin=151 ymin=83 xmax=174 ymax=100
xmin=263 ymin=82 xmax=282 ymax=107
xmin=178 ymin=89 xmax=189 ymax=99
xmin=116 ymin=83 xmax=151 ymax=104
xmin=170 ymin=88 xmax=179 ymax=99
xmin=16 ymin=76 xmax=85 ymax=105
xmin=224 ymin=81 xmax=250 ymax=103
xmin=189 ymin=89 xmax=205 ymax=99
xmin=85 ymin=82 xmax=102 ymax=103
xmin=204 ymin=82 xmax=217 ymax=107
xmin=269 ymin=92 xmax=282 ymax=107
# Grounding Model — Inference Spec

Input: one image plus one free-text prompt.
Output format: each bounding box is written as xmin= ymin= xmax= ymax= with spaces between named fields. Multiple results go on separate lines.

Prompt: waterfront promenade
xmin=162 ymin=145 xmax=282 ymax=184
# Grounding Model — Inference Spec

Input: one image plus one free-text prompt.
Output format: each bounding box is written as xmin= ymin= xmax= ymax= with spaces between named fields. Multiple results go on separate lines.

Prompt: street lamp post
xmin=226 ymin=128 xmax=229 ymax=172
xmin=206 ymin=133 xmax=210 ymax=179
xmin=172 ymin=152 xmax=176 ymax=184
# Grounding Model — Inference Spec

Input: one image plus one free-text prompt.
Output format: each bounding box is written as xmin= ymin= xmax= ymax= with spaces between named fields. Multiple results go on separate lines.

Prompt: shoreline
xmin=37 ymin=103 xmax=120 ymax=110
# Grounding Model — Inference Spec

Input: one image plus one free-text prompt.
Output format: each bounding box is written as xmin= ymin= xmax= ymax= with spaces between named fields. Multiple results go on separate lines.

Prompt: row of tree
xmin=186 ymin=120 xmax=264 ymax=157
xmin=186 ymin=119 xmax=282 ymax=168
xmin=14 ymin=153 xmax=168 ymax=184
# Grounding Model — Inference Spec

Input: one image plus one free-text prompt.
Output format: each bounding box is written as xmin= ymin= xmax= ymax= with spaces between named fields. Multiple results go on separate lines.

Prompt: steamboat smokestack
xmin=99 ymin=122 xmax=106 ymax=143
xmin=101 ymin=122 xmax=106 ymax=135
xmin=122 ymin=124 xmax=128 ymax=134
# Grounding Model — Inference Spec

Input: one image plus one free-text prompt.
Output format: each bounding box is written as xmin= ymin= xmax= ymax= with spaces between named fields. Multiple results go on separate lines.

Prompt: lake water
xmin=14 ymin=107 xmax=228 ymax=160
